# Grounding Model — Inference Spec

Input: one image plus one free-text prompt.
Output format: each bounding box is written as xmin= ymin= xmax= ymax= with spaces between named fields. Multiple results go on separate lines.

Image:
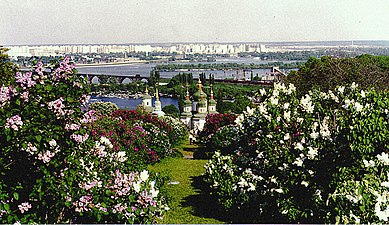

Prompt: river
xmin=90 ymin=96 xmax=179 ymax=110
xmin=77 ymin=58 xmax=299 ymax=80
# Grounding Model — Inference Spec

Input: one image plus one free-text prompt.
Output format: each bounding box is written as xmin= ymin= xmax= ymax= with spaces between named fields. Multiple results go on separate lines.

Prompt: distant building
xmin=181 ymin=79 xmax=218 ymax=132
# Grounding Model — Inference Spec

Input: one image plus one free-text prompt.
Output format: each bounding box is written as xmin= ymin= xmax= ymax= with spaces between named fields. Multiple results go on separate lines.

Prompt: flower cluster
xmin=204 ymin=82 xmax=389 ymax=223
xmin=5 ymin=115 xmax=23 ymax=131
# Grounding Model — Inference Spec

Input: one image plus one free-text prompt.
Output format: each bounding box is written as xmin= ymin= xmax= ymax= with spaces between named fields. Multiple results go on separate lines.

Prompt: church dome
xmin=208 ymin=98 xmax=217 ymax=106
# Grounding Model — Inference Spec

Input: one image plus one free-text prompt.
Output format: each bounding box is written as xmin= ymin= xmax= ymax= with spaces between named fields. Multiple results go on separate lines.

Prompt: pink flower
xmin=71 ymin=133 xmax=89 ymax=143
xmin=18 ymin=202 xmax=32 ymax=214
xmin=15 ymin=72 xmax=36 ymax=89
xmin=37 ymin=150 xmax=55 ymax=163
xmin=65 ymin=123 xmax=80 ymax=131
xmin=5 ymin=115 xmax=23 ymax=131
xmin=0 ymin=86 xmax=14 ymax=106
xmin=80 ymin=110 xmax=97 ymax=124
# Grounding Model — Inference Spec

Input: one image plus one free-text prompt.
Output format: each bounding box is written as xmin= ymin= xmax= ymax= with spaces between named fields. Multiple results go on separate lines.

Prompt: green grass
xmin=148 ymin=144 xmax=226 ymax=224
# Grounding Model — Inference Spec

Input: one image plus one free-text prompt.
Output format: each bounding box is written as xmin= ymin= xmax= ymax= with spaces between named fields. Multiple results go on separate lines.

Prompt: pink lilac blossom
xmin=0 ymin=86 xmax=14 ymax=106
xmin=23 ymin=142 xmax=37 ymax=155
xmin=48 ymin=98 xmax=66 ymax=117
xmin=21 ymin=91 xmax=29 ymax=102
xmin=73 ymin=195 xmax=92 ymax=213
xmin=18 ymin=202 xmax=32 ymax=214
xmin=80 ymin=110 xmax=97 ymax=124
xmin=71 ymin=133 xmax=89 ymax=143
xmin=5 ymin=115 xmax=23 ymax=131
xmin=15 ymin=72 xmax=36 ymax=89
xmin=79 ymin=180 xmax=102 ymax=191
xmin=80 ymin=94 xmax=90 ymax=105
xmin=65 ymin=123 xmax=80 ymax=131
xmin=52 ymin=56 xmax=74 ymax=81
xmin=35 ymin=61 xmax=44 ymax=76
xmin=37 ymin=150 xmax=55 ymax=163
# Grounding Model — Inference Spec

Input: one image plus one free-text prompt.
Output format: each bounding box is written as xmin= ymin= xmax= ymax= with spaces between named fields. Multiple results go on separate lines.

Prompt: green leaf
xmin=4 ymin=204 xmax=10 ymax=212
xmin=13 ymin=192 xmax=19 ymax=201
xmin=36 ymin=135 xmax=42 ymax=142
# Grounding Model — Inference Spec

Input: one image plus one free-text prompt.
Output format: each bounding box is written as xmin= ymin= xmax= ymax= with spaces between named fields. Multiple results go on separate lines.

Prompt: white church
xmin=140 ymin=79 xmax=218 ymax=131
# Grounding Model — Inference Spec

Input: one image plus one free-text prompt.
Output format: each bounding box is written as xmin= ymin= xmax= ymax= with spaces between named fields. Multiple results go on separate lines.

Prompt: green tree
xmin=162 ymin=104 xmax=179 ymax=118
xmin=0 ymin=48 xmax=18 ymax=85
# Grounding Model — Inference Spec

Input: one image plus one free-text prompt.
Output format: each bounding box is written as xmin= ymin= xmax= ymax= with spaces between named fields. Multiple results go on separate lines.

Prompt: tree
xmin=284 ymin=55 xmax=389 ymax=96
xmin=162 ymin=104 xmax=179 ymax=118
xmin=0 ymin=48 xmax=18 ymax=85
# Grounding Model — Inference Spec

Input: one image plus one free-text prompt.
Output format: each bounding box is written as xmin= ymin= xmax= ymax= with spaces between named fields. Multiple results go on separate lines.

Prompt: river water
xmin=90 ymin=96 xmax=179 ymax=110
xmin=77 ymin=58 xmax=299 ymax=80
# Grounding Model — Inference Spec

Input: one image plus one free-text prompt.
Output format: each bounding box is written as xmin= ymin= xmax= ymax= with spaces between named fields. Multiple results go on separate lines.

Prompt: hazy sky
xmin=1 ymin=0 xmax=389 ymax=45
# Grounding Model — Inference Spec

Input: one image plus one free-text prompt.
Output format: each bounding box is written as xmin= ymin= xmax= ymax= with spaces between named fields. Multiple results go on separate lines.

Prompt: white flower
xmin=301 ymin=181 xmax=309 ymax=187
xmin=351 ymin=82 xmax=358 ymax=90
xmin=283 ymin=133 xmax=290 ymax=141
xmin=361 ymin=90 xmax=366 ymax=98
xmin=337 ymin=86 xmax=345 ymax=94
xmin=245 ymin=106 xmax=255 ymax=116
xmin=259 ymin=88 xmax=266 ymax=96
xmin=283 ymin=110 xmax=291 ymax=122
xmin=295 ymin=142 xmax=304 ymax=151
xmin=283 ymin=102 xmax=290 ymax=109
xmin=150 ymin=188 xmax=159 ymax=198
xmin=300 ymin=94 xmax=314 ymax=113
xmin=49 ymin=139 xmax=57 ymax=147
xmin=117 ymin=151 xmax=127 ymax=162
xmin=307 ymin=147 xmax=318 ymax=160
xmin=381 ymin=182 xmax=389 ymax=187
xmin=293 ymin=157 xmax=304 ymax=167
xmin=100 ymin=136 xmax=111 ymax=146
xmin=140 ymin=170 xmax=149 ymax=182
xmin=133 ymin=181 xmax=141 ymax=193
xmin=363 ymin=159 xmax=376 ymax=167
xmin=18 ymin=202 xmax=32 ymax=214
xmin=354 ymin=102 xmax=363 ymax=112
xmin=274 ymin=188 xmax=283 ymax=193
xmin=270 ymin=96 xmax=279 ymax=105
xmin=310 ymin=132 xmax=319 ymax=140
xmin=377 ymin=152 xmax=389 ymax=165
xmin=248 ymin=183 xmax=255 ymax=191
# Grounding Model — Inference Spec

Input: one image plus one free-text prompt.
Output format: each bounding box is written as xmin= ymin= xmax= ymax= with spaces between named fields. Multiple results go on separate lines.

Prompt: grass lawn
xmin=148 ymin=143 xmax=227 ymax=224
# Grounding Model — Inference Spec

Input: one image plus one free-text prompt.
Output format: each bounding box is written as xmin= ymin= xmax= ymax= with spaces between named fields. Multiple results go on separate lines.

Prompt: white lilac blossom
xmin=363 ymin=159 xmax=376 ymax=167
xmin=283 ymin=110 xmax=291 ymax=122
xmin=140 ymin=170 xmax=149 ymax=182
xmin=49 ymin=139 xmax=57 ymax=147
xmin=377 ymin=152 xmax=389 ymax=165
xmin=354 ymin=102 xmax=363 ymax=112
xmin=351 ymin=82 xmax=358 ymax=90
xmin=259 ymin=88 xmax=266 ymax=96
xmin=70 ymin=133 xmax=89 ymax=143
xmin=18 ymin=202 xmax=32 ymax=214
xmin=338 ymin=86 xmax=345 ymax=94
xmin=307 ymin=147 xmax=318 ymax=160
xmin=117 ymin=151 xmax=128 ymax=162
xmin=300 ymin=94 xmax=314 ymax=113
xmin=270 ymin=96 xmax=279 ymax=105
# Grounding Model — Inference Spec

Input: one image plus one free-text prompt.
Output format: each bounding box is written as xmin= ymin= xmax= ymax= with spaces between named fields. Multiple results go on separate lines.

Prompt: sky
xmin=1 ymin=0 xmax=389 ymax=45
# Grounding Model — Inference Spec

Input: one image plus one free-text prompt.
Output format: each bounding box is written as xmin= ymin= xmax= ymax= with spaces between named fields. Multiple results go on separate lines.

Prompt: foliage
xmin=162 ymin=104 xmax=179 ymax=118
xmin=285 ymin=55 xmax=389 ymax=95
xmin=0 ymin=58 xmax=168 ymax=223
xmin=0 ymin=48 xmax=19 ymax=86
xmin=154 ymin=62 xmax=304 ymax=71
xmin=89 ymin=101 xmax=119 ymax=115
xmin=204 ymin=82 xmax=389 ymax=223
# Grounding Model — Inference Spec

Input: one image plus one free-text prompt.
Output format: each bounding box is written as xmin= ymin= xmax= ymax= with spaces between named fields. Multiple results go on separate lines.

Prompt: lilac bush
xmin=0 ymin=58 xmax=168 ymax=223
xmin=204 ymin=82 xmax=389 ymax=223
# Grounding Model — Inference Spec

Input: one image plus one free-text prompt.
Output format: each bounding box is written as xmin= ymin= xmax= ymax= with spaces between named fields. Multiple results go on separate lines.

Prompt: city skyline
xmin=1 ymin=0 xmax=389 ymax=45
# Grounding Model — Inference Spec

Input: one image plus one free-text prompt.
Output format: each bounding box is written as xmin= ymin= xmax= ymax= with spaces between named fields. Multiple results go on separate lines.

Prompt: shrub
xmin=0 ymin=58 xmax=168 ymax=223
xmin=89 ymin=101 xmax=119 ymax=115
xmin=204 ymin=82 xmax=389 ymax=223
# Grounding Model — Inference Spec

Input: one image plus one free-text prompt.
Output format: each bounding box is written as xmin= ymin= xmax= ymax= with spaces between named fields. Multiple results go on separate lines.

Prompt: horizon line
xmin=2 ymin=39 xmax=389 ymax=47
